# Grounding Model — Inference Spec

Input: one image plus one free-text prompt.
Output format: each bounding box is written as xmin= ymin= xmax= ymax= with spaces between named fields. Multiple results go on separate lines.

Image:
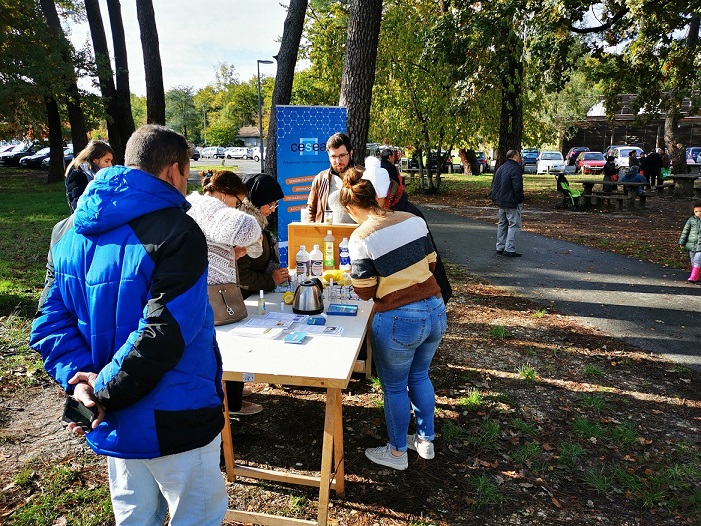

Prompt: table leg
xmin=317 ymin=388 xmax=342 ymax=525
xmin=221 ymin=380 xmax=236 ymax=481
xmin=364 ymin=335 xmax=373 ymax=380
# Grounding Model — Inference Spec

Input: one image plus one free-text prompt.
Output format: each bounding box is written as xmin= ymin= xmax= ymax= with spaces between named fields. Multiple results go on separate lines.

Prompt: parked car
xmin=522 ymin=148 xmax=539 ymax=167
xmin=251 ymin=146 xmax=266 ymax=162
xmin=41 ymin=146 xmax=74 ymax=169
xmin=536 ymin=151 xmax=566 ymax=174
xmin=190 ymin=148 xmax=200 ymax=161
xmin=606 ymin=145 xmax=644 ymax=169
xmin=0 ymin=143 xmax=36 ymax=166
xmin=201 ymin=146 xmax=225 ymax=158
xmin=575 ymin=151 xmax=606 ymax=174
xmin=19 ymin=147 xmax=52 ymax=168
xmin=565 ymin=146 xmax=590 ymax=166
xmin=686 ymin=147 xmax=701 ymax=166
xmin=226 ymin=147 xmax=250 ymax=159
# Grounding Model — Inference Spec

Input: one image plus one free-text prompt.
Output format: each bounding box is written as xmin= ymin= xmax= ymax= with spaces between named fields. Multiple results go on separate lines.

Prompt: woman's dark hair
xmin=201 ymin=170 xmax=246 ymax=196
xmin=692 ymin=200 xmax=701 ymax=209
xmin=339 ymin=167 xmax=386 ymax=216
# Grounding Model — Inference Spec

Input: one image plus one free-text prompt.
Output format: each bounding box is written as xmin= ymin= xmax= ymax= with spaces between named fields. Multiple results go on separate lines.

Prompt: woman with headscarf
xmin=237 ymin=173 xmax=290 ymax=297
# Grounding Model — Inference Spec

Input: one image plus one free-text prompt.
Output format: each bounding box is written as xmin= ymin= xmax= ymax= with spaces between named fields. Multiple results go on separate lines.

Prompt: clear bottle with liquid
xmin=323 ymin=230 xmax=335 ymax=270
xmin=309 ymin=244 xmax=323 ymax=277
xmin=257 ymin=289 xmax=266 ymax=315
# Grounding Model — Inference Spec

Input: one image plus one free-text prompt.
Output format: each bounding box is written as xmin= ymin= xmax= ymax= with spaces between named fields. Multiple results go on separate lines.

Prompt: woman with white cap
xmin=339 ymin=166 xmax=447 ymax=471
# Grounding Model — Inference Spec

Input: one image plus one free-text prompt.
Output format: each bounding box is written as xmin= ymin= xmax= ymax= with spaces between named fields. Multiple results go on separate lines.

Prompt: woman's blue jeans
xmin=370 ymin=295 xmax=447 ymax=452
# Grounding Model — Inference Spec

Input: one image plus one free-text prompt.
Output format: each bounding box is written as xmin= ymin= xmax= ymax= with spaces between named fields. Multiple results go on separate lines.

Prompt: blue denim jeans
xmin=371 ymin=295 xmax=447 ymax=452
xmin=107 ymin=436 xmax=228 ymax=526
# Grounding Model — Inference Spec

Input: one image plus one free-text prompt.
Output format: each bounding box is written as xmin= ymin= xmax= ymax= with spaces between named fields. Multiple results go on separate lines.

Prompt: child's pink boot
xmin=688 ymin=266 xmax=700 ymax=283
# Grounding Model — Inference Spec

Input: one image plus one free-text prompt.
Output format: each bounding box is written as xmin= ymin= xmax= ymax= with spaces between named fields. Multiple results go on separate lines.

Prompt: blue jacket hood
xmin=73 ymin=165 xmax=190 ymax=235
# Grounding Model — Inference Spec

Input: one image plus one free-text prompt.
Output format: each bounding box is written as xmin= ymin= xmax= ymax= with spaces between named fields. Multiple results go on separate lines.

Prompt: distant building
xmin=564 ymin=93 xmax=701 ymax=154
xmin=236 ymin=126 xmax=262 ymax=148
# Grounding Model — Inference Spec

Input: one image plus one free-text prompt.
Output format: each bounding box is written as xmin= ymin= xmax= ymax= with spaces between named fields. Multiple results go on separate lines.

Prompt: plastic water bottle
xmin=296 ymin=245 xmax=310 ymax=278
xmin=309 ymin=244 xmax=323 ymax=277
xmin=257 ymin=289 xmax=266 ymax=315
xmin=323 ymin=230 xmax=335 ymax=270
xmin=339 ymin=237 xmax=351 ymax=271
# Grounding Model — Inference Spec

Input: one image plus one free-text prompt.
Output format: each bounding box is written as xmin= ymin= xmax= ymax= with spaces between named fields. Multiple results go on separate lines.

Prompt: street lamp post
xmin=257 ymin=59 xmax=274 ymax=173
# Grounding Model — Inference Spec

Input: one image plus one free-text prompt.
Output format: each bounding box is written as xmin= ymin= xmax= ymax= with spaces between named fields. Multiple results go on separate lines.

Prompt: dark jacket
xmin=237 ymin=229 xmax=279 ymax=298
xmin=65 ymin=163 xmax=96 ymax=212
xmin=491 ymin=159 xmax=524 ymax=208
xmin=642 ymin=152 xmax=663 ymax=179
xmin=31 ymin=165 xmax=224 ymax=459
xmin=388 ymin=181 xmax=453 ymax=305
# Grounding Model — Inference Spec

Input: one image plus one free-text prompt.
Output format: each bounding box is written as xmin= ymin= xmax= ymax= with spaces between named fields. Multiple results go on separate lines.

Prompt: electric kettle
xmin=292 ymin=278 xmax=325 ymax=315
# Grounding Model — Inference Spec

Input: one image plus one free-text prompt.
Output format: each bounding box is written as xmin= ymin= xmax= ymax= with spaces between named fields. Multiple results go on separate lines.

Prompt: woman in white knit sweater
xmin=187 ymin=170 xmax=264 ymax=416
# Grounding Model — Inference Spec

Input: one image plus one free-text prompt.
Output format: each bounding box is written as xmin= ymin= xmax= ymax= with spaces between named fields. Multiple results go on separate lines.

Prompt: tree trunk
xmin=264 ymin=0 xmax=308 ymax=178
xmin=495 ymin=26 xmax=523 ymax=171
xmin=663 ymin=15 xmax=698 ymax=175
xmin=45 ymin=95 xmax=65 ymax=184
xmin=339 ymin=0 xmax=383 ymax=167
xmin=136 ymin=0 xmax=165 ymax=125
xmin=107 ymin=0 xmax=136 ymax=144
xmin=39 ymin=0 xmax=88 ymax=153
xmin=85 ymin=0 xmax=124 ymax=163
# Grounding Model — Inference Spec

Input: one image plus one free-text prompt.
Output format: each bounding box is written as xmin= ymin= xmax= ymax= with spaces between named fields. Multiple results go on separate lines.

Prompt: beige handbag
xmin=207 ymin=283 xmax=248 ymax=325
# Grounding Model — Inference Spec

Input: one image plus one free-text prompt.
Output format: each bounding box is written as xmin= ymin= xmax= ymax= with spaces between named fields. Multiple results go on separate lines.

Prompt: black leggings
xmin=225 ymin=381 xmax=244 ymax=412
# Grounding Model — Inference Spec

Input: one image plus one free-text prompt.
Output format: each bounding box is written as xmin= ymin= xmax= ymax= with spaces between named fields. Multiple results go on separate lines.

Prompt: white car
xmin=251 ymin=147 xmax=266 ymax=162
xmin=536 ymin=151 xmax=566 ymax=174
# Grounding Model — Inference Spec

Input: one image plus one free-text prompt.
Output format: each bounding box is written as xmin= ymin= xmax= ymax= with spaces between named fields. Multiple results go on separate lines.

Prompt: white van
xmin=225 ymin=147 xmax=250 ymax=159
xmin=201 ymin=146 xmax=225 ymax=159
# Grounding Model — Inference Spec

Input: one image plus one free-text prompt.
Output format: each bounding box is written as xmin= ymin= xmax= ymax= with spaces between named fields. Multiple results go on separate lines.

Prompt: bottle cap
xmin=259 ymin=290 xmax=264 ymax=298
xmin=327 ymin=230 xmax=332 ymax=234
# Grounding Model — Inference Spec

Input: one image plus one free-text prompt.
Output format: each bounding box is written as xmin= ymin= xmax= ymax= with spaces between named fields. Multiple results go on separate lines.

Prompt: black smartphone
xmin=62 ymin=397 xmax=98 ymax=432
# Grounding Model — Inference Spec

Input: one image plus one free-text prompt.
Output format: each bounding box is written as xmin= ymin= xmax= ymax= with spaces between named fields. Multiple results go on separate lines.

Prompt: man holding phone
xmin=31 ymin=125 xmax=228 ymax=525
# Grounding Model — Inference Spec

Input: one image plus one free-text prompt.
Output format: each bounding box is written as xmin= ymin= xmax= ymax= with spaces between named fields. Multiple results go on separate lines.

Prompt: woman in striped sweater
xmin=339 ymin=168 xmax=448 ymax=470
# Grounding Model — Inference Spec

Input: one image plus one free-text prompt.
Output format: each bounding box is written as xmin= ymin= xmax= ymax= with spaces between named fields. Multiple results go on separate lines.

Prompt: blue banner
xmin=275 ymin=106 xmax=347 ymax=267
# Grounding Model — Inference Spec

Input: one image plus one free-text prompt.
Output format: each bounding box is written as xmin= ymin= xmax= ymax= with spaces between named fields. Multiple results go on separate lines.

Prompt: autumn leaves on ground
xmin=1 ymin=172 xmax=700 ymax=525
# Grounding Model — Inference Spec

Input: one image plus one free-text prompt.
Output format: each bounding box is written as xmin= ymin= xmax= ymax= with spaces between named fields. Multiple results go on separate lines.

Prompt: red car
xmin=575 ymin=151 xmax=606 ymax=174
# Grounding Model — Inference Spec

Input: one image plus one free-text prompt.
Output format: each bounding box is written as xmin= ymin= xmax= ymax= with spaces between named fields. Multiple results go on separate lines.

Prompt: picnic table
xmin=669 ymin=174 xmax=701 ymax=198
xmin=579 ymin=179 xmax=652 ymax=209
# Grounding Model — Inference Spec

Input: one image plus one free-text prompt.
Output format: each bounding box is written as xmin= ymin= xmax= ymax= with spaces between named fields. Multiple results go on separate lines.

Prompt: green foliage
xmin=468 ymin=475 xmax=505 ymax=507
xmin=585 ymin=465 xmax=612 ymax=494
xmin=511 ymin=442 xmax=543 ymax=464
xmin=166 ymin=86 xmax=200 ymax=141
xmin=517 ymin=363 xmax=537 ymax=382
xmin=457 ymin=389 xmax=483 ymax=410
xmin=489 ymin=325 xmax=507 ymax=339
xmin=571 ymin=416 xmax=604 ymax=438
xmin=582 ymin=364 xmax=603 ymax=378
xmin=511 ymin=418 xmax=538 ymax=437
xmin=558 ymin=441 xmax=587 ymax=467
xmin=580 ymin=394 xmax=608 ymax=414
xmin=8 ymin=460 xmax=112 ymax=526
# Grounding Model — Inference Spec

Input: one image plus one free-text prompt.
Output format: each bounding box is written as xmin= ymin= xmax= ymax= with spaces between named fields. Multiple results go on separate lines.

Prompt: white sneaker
xmin=364 ymin=444 xmax=408 ymax=470
xmin=406 ymin=434 xmax=435 ymax=459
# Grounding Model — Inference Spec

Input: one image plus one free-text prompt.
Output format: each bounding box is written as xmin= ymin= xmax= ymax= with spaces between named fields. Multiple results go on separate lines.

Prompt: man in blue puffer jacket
xmin=490 ymin=149 xmax=525 ymax=257
xmin=30 ymin=124 xmax=228 ymax=525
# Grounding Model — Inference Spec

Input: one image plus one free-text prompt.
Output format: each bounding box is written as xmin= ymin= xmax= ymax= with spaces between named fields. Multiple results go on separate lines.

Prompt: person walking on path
xmin=678 ymin=200 xmax=701 ymax=284
xmin=339 ymin=167 xmax=447 ymax=471
xmin=30 ymin=124 xmax=229 ymax=525
xmin=491 ymin=149 xmax=524 ymax=257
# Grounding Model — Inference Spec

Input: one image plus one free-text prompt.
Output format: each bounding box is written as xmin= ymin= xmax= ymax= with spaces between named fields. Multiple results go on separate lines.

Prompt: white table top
xmin=216 ymin=293 xmax=373 ymax=389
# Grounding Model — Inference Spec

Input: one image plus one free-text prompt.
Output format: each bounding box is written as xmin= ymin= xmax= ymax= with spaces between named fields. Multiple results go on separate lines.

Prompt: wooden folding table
xmin=215 ymin=293 xmax=373 ymax=525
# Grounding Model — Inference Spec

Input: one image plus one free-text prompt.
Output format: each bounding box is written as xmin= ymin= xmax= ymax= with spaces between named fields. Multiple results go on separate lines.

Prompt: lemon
xmin=282 ymin=292 xmax=294 ymax=305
